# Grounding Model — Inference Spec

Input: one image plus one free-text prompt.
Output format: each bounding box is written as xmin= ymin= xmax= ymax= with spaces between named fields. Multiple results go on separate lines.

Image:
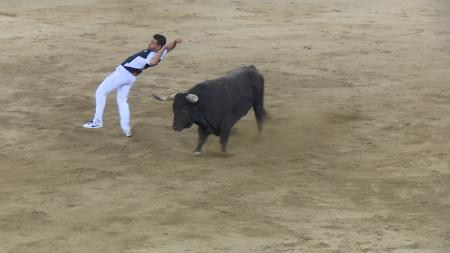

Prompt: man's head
xmin=148 ymin=34 xmax=166 ymax=50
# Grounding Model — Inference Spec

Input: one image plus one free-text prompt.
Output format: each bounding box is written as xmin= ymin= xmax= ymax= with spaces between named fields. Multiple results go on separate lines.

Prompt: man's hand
xmin=149 ymin=38 xmax=182 ymax=66
xmin=166 ymin=38 xmax=182 ymax=51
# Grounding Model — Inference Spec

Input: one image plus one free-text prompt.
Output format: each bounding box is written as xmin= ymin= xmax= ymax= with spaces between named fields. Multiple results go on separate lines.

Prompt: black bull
xmin=153 ymin=65 xmax=267 ymax=155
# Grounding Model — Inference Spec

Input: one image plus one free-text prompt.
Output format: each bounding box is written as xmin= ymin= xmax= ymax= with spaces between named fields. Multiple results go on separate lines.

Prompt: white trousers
xmin=93 ymin=65 xmax=137 ymax=131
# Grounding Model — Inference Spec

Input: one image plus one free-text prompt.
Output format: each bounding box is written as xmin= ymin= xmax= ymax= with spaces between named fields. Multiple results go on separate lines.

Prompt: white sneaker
xmin=82 ymin=120 xmax=103 ymax=129
xmin=122 ymin=129 xmax=133 ymax=137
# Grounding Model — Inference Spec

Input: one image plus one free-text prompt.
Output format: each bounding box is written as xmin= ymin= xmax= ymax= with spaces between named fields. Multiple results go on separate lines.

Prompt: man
xmin=83 ymin=34 xmax=182 ymax=137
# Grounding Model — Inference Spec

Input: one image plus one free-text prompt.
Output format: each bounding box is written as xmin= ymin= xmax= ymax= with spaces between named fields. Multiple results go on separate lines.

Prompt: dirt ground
xmin=1 ymin=0 xmax=449 ymax=252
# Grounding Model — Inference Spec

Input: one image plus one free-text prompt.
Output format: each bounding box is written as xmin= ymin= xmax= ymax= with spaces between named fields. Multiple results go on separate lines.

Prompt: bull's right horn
xmin=152 ymin=94 xmax=176 ymax=101
xmin=186 ymin=94 xmax=199 ymax=103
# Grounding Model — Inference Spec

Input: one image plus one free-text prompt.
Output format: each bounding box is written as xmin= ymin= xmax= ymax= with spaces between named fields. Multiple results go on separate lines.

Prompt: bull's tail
xmin=253 ymin=71 xmax=267 ymax=131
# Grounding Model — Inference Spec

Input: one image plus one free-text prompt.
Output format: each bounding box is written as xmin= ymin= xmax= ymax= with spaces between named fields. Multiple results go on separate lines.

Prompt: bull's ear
xmin=152 ymin=94 xmax=176 ymax=101
xmin=186 ymin=94 xmax=199 ymax=103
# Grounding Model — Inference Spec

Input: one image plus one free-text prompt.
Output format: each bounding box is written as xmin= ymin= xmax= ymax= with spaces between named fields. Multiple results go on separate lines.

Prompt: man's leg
xmin=116 ymin=81 xmax=134 ymax=134
xmin=93 ymin=72 xmax=123 ymax=123
xmin=84 ymin=69 xmax=128 ymax=129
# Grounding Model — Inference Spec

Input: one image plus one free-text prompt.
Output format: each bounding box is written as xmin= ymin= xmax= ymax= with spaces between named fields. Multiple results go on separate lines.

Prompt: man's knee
xmin=117 ymin=96 xmax=128 ymax=105
xmin=95 ymin=87 xmax=107 ymax=98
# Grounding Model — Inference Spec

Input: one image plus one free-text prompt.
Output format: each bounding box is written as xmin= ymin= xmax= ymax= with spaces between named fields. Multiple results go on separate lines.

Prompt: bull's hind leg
xmin=193 ymin=126 xmax=209 ymax=156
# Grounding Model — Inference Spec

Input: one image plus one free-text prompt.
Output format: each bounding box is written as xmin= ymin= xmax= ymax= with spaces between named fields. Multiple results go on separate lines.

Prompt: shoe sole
xmin=122 ymin=131 xmax=133 ymax=137
xmin=82 ymin=125 xmax=103 ymax=129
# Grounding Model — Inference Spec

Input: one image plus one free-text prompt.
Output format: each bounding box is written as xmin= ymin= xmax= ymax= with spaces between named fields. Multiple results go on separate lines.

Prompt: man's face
xmin=148 ymin=39 xmax=161 ymax=50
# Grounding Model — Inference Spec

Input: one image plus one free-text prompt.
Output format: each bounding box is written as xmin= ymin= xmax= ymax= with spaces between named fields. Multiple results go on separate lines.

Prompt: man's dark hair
xmin=153 ymin=34 xmax=166 ymax=46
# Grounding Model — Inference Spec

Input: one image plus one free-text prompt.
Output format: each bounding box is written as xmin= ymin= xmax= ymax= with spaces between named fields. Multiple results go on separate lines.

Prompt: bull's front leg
xmin=219 ymin=125 xmax=231 ymax=153
xmin=193 ymin=126 xmax=209 ymax=156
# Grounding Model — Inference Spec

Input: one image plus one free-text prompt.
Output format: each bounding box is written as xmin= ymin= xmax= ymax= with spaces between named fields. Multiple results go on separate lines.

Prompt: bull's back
xmin=190 ymin=66 xmax=263 ymax=127
xmin=191 ymin=66 xmax=262 ymax=102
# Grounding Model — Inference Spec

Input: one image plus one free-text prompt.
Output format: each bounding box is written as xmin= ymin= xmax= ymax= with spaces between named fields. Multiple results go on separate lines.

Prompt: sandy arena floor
xmin=0 ymin=0 xmax=449 ymax=252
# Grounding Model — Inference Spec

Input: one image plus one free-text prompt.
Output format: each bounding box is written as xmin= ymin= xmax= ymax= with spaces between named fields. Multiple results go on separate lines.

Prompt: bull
xmin=153 ymin=65 xmax=267 ymax=155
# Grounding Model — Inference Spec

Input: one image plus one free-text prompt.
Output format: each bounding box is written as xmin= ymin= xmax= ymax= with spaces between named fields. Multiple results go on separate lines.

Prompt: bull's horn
xmin=152 ymin=94 xmax=176 ymax=101
xmin=186 ymin=94 xmax=199 ymax=103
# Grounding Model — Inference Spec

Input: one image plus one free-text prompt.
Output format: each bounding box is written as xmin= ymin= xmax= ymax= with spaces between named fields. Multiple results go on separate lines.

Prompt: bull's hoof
xmin=192 ymin=151 xmax=201 ymax=156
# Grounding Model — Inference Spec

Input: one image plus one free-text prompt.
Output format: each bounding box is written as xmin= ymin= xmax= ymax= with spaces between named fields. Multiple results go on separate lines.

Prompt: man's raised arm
xmin=166 ymin=38 xmax=182 ymax=51
xmin=149 ymin=38 xmax=182 ymax=66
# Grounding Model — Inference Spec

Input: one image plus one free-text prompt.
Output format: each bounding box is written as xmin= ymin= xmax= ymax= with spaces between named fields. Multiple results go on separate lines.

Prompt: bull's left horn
xmin=186 ymin=94 xmax=199 ymax=103
xmin=152 ymin=94 xmax=176 ymax=101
